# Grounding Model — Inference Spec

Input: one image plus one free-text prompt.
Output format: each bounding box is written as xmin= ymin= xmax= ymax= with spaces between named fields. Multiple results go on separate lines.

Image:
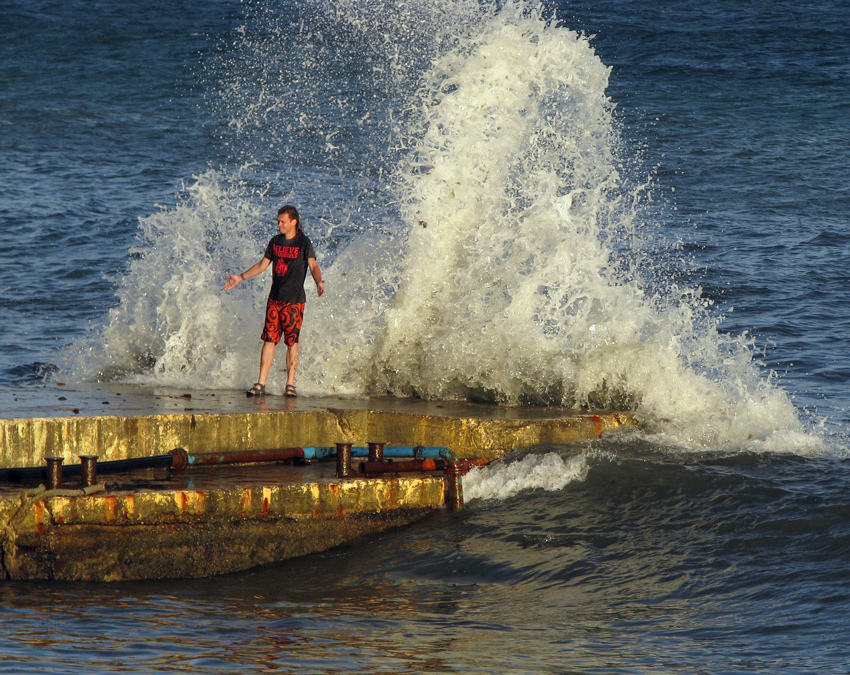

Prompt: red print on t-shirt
xmin=272 ymin=245 xmax=299 ymax=276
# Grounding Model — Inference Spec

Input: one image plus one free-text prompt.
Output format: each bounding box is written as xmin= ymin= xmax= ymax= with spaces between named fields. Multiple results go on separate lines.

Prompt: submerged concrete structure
xmin=0 ymin=394 xmax=635 ymax=581
xmin=0 ymin=475 xmax=447 ymax=581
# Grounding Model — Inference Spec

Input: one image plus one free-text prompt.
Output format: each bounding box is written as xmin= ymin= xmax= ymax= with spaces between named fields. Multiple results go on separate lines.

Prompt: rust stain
xmin=104 ymin=495 xmax=118 ymax=522
xmin=386 ymin=481 xmax=399 ymax=507
xmin=262 ymin=497 xmax=270 ymax=518
xmin=196 ymin=491 xmax=206 ymax=514
xmin=124 ymin=493 xmax=136 ymax=519
xmin=240 ymin=487 xmax=252 ymax=516
xmin=34 ymin=501 xmax=46 ymax=534
xmin=589 ymin=415 xmax=603 ymax=437
xmin=328 ymin=483 xmax=344 ymax=519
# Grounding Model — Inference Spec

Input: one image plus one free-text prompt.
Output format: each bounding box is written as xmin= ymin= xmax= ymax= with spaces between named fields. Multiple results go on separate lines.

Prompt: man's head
xmin=277 ymin=205 xmax=300 ymax=236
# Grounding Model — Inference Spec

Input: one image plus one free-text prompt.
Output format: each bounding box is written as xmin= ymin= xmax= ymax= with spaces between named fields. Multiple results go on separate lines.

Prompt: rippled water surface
xmin=3 ymin=446 xmax=850 ymax=673
xmin=2 ymin=0 xmax=849 ymax=672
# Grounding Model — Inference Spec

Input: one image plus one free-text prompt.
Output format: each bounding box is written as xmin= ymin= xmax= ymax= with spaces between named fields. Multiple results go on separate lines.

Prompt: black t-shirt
xmin=263 ymin=232 xmax=316 ymax=304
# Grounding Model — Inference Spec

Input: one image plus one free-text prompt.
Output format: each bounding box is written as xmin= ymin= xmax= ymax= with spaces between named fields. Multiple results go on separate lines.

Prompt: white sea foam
xmin=69 ymin=170 xmax=276 ymax=388
xmin=69 ymin=0 xmax=815 ymax=451
xmin=464 ymin=451 xmax=592 ymax=501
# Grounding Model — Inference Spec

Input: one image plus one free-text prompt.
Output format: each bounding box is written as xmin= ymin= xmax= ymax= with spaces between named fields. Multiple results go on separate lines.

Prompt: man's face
xmin=277 ymin=213 xmax=297 ymax=236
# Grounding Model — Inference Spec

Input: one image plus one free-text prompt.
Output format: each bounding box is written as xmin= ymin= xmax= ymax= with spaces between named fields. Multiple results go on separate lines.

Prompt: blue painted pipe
xmin=300 ymin=446 xmax=455 ymax=460
xmin=0 ymin=446 xmax=459 ymax=482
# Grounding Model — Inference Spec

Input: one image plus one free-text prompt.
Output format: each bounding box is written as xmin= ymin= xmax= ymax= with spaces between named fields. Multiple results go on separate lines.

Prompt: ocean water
xmin=1 ymin=0 xmax=850 ymax=672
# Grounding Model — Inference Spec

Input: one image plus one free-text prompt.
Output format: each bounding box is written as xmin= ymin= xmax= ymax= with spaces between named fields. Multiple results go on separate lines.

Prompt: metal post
xmin=45 ymin=456 xmax=63 ymax=490
xmin=336 ymin=442 xmax=353 ymax=478
xmin=367 ymin=441 xmax=385 ymax=462
xmin=445 ymin=462 xmax=464 ymax=511
xmin=79 ymin=455 xmax=98 ymax=488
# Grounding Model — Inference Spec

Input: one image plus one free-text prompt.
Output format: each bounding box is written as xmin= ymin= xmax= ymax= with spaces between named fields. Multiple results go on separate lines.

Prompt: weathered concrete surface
xmin=0 ymin=475 xmax=446 ymax=581
xmin=0 ymin=407 xmax=635 ymax=469
xmin=0 ymin=390 xmax=638 ymax=582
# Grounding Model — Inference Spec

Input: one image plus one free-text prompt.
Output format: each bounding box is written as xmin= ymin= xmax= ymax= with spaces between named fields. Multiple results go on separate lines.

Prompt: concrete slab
xmin=0 ymin=468 xmax=448 ymax=581
xmin=0 ymin=383 xmax=636 ymax=469
xmin=0 ymin=383 xmax=637 ymax=582
xmin=0 ymin=381 xmax=622 ymax=421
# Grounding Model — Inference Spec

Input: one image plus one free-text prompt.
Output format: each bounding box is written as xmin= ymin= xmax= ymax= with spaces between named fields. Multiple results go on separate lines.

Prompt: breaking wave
xmin=68 ymin=0 xmax=812 ymax=451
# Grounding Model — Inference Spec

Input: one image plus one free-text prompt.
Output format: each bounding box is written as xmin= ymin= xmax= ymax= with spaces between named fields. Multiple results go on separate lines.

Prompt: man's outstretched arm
xmin=224 ymin=257 xmax=271 ymax=290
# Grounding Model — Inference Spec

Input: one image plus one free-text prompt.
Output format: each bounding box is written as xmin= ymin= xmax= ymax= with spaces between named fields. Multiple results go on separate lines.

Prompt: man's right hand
xmin=223 ymin=273 xmax=244 ymax=291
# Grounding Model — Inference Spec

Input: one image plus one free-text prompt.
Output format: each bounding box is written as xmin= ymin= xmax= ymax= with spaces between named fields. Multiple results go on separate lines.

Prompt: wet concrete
xmin=0 ymin=381 xmax=623 ymax=421
xmin=0 ymin=467 xmax=447 ymax=581
xmin=0 ymin=383 xmax=637 ymax=582
xmin=0 ymin=383 xmax=636 ymax=469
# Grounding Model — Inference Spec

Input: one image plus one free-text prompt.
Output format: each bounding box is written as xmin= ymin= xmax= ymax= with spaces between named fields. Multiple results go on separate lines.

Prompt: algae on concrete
xmin=1 ymin=475 xmax=447 ymax=581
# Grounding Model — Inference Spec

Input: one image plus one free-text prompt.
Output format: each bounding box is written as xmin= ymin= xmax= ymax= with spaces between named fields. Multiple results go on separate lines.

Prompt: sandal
xmin=246 ymin=383 xmax=266 ymax=397
xmin=285 ymin=384 xmax=297 ymax=397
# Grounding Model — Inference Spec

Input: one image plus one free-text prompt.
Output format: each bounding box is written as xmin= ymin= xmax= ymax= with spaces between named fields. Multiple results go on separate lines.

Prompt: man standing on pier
xmin=223 ymin=205 xmax=325 ymax=398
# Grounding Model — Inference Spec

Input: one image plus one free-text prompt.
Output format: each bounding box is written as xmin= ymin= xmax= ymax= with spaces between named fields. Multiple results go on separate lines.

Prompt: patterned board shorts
xmin=261 ymin=299 xmax=305 ymax=346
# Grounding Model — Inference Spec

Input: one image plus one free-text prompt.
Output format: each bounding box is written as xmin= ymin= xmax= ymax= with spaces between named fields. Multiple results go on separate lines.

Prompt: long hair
xmin=278 ymin=205 xmax=302 ymax=235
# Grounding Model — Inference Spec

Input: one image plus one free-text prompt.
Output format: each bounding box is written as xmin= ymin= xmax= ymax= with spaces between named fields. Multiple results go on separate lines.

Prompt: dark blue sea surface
xmin=1 ymin=0 xmax=850 ymax=672
xmin=566 ymin=0 xmax=850 ymax=422
xmin=0 ymin=0 xmax=243 ymax=383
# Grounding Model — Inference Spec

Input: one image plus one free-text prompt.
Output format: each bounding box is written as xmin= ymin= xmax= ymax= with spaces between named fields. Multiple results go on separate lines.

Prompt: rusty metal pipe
xmin=299 ymin=446 xmax=453 ymax=459
xmin=359 ymin=458 xmax=447 ymax=475
xmin=445 ymin=462 xmax=465 ymax=511
xmin=453 ymin=458 xmax=491 ymax=472
xmin=185 ymin=447 xmax=306 ymax=467
xmin=1 ymin=446 xmax=479 ymax=484
xmin=92 ymin=454 xmax=176 ymax=473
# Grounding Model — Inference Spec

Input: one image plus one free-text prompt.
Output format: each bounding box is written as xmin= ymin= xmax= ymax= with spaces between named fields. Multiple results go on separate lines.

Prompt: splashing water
xmin=69 ymin=0 xmax=812 ymax=451
xmin=465 ymin=450 xmax=593 ymax=501
xmin=70 ymin=170 xmax=272 ymax=386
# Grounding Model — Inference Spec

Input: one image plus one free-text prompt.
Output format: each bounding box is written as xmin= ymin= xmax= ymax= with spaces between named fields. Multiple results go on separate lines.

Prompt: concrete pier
xmin=0 ymin=385 xmax=636 ymax=581
xmin=0 ymin=473 xmax=447 ymax=581
xmin=0 ymin=407 xmax=634 ymax=468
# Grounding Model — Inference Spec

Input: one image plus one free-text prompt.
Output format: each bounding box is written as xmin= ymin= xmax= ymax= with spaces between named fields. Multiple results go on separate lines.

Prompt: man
xmin=224 ymin=205 xmax=325 ymax=397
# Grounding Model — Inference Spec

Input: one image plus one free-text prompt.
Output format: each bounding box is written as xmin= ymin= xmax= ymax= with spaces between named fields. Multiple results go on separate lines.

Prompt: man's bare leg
xmin=258 ymin=340 xmax=276 ymax=386
xmin=285 ymin=342 xmax=299 ymax=386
